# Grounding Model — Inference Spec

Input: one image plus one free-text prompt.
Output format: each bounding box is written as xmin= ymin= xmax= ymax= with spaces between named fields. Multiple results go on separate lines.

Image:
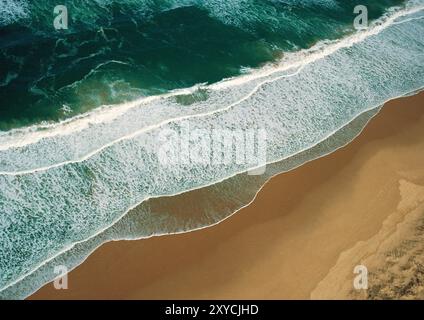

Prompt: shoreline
xmin=31 ymin=91 xmax=424 ymax=299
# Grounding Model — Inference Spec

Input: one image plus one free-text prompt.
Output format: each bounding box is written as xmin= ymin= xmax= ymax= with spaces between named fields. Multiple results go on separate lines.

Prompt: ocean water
xmin=0 ymin=0 xmax=423 ymax=299
xmin=0 ymin=0 xmax=404 ymax=130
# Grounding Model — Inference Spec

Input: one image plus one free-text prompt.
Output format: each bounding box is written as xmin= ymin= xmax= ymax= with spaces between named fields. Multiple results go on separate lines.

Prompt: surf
xmin=0 ymin=3 xmax=422 ymax=175
xmin=1 ymin=0 xmax=424 ymax=299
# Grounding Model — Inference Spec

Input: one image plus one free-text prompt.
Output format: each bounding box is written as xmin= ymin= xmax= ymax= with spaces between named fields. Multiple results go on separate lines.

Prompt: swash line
xmin=1 ymin=4 xmax=424 ymax=294
xmin=2 ymin=87 xmax=423 ymax=295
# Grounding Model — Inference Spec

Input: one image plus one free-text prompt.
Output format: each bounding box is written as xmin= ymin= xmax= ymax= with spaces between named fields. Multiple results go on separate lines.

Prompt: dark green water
xmin=0 ymin=0 xmax=423 ymax=300
xmin=0 ymin=0 xmax=405 ymax=130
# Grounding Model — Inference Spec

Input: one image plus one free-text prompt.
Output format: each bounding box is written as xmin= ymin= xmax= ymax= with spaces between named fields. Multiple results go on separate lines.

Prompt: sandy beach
xmin=31 ymin=91 xmax=424 ymax=300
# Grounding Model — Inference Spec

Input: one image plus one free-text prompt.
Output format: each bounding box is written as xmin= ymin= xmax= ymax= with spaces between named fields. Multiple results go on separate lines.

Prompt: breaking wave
xmin=0 ymin=0 xmax=423 ymax=299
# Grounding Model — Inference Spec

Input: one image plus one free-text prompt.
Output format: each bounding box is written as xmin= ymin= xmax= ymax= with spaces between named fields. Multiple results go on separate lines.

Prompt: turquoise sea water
xmin=0 ymin=0 xmax=404 ymax=130
xmin=0 ymin=0 xmax=423 ymax=299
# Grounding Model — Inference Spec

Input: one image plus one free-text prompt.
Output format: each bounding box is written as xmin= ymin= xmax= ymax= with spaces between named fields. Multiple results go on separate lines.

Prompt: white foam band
xmin=0 ymin=1 xmax=423 ymax=296
xmin=0 ymin=3 xmax=422 ymax=176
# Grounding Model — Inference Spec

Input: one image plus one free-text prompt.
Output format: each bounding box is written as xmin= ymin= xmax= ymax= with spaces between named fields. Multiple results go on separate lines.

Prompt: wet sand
xmin=31 ymin=91 xmax=424 ymax=300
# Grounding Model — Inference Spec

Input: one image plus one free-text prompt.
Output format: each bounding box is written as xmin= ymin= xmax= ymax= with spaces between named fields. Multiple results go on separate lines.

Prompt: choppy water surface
xmin=0 ymin=0 xmax=423 ymax=299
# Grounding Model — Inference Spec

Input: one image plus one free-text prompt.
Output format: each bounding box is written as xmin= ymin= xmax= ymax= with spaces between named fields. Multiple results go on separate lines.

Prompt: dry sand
xmin=31 ymin=91 xmax=424 ymax=300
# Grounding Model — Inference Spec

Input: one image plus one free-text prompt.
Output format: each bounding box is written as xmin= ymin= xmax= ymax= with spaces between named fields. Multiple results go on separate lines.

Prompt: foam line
xmin=1 ymin=1 xmax=424 ymax=294
xmin=0 ymin=4 xmax=422 ymax=175
xmin=1 ymin=87 xmax=422 ymax=294
xmin=0 ymin=3 xmax=421 ymax=153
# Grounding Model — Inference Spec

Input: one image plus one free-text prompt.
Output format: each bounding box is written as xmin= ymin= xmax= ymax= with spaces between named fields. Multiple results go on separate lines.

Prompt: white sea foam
xmin=0 ymin=3 xmax=422 ymax=175
xmin=0 ymin=0 xmax=29 ymax=26
xmin=0 ymin=104 xmax=383 ymax=299
xmin=0 ymin=1 xmax=423 ymax=297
